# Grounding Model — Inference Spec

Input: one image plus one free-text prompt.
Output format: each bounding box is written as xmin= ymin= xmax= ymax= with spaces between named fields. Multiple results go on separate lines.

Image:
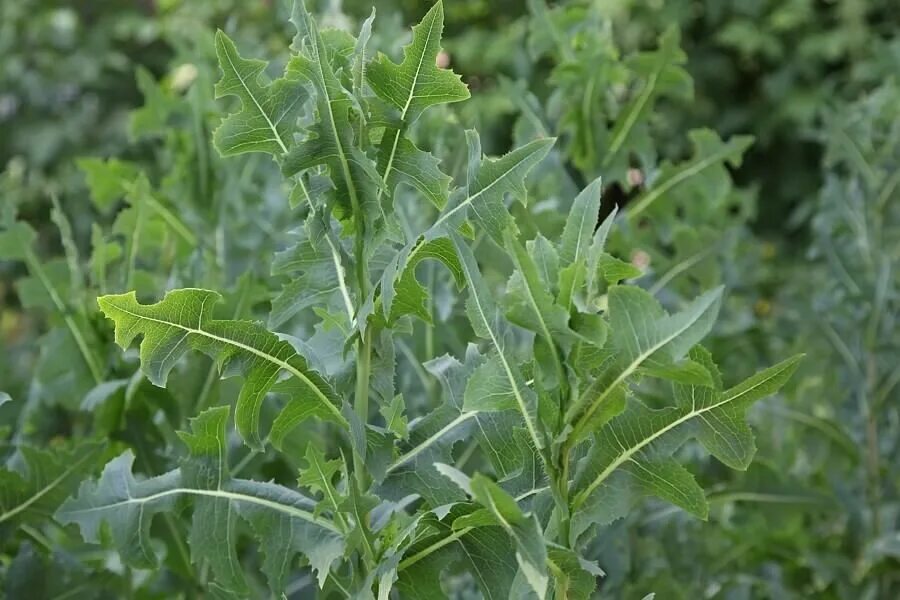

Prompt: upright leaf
xmin=213 ymin=30 xmax=306 ymax=157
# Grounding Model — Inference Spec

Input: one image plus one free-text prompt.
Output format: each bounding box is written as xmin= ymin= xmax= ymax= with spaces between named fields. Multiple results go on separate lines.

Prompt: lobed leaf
xmin=97 ymin=289 xmax=345 ymax=449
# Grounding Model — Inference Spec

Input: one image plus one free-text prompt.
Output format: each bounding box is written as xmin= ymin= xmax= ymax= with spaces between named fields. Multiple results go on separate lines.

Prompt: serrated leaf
xmin=283 ymin=8 xmax=379 ymax=232
xmin=452 ymin=233 xmax=546 ymax=454
xmin=213 ymin=30 xmax=306 ymax=156
xmin=366 ymin=1 xmax=469 ymax=124
xmin=0 ymin=442 xmax=104 ymax=531
xmin=570 ymin=353 xmax=802 ymax=542
xmin=568 ymin=285 xmax=723 ymax=440
xmin=430 ymin=133 xmax=554 ymax=243
xmin=97 ymin=289 xmax=345 ymax=449
xmin=57 ymin=407 xmax=344 ymax=592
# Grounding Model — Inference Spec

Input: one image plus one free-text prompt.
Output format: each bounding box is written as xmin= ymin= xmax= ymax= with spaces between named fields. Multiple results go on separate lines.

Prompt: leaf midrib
xmin=567 ymin=294 xmax=716 ymax=434
xmin=59 ymin=486 xmax=339 ymax=533
xmin=0 ymin=447 xmax=99 ymax=524
xmin=571 ymin=361 xmax=792 ymax=510
xmin=221 ymin=40 xmax=289 ymax=154
xmin=109 ymin=302 xmax=345 ymax=425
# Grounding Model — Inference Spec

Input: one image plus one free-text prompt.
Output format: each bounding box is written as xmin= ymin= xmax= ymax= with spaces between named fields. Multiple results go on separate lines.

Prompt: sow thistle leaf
xmin=430 ymin=131 xmax=554 ymax=243
xmin=567 ymin=284 xmax=723 ymax=440
xmin=0 ymin=441 xmax=105 ymax=532
xmin=97 ymin=288 xmax=345 ymax=449
xmin=570 ymin=350 xmax=802 ymax=542
xmin=381 ymin=236 xmax=464 ymax=325
xmin=367 ymin=0 xmax=467 ymax=212
xmin=452 ymin=233 xmax=546 ymax=453
xmin=367 ymin=1 xmax=469 ymax=124
xmin=57 ymin=407 xmax=343 ymax=594
xmin=213 ymin=30 xmax=306 ymax=156
xmin=283 ymin=6 xmax=380 ymax=230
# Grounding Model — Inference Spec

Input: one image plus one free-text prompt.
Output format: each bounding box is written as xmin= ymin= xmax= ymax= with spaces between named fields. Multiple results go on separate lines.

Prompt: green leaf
xmin=430 ymin=133 xmax=554 ymax=243
xmin=452 ymin=233 xmax=546 ymax=452
xmin=602 ymin=27 xmax=692 ymax=176
xmin=270 ymin=211 xmax=356 ymax=328
xmin=570 ymin=352 xmax=802 ymax=542
xmin=297 ymin=446 xmax=345 ymax=517
xmin=77 ymin=157 xmax=141 ymax=211
xmin=367 ymin=0 xmax=469 ymax=124
xmin=380 ymin=394 xmax=409 ymax=440
xmin=568 ymin=285 xmax=723 ymax=440
xmin=57 ymin=407 xmax=344 ymax=593
xmin=283 ymin=7 xmax=378 ymax=232
xmin=469 ymin=474 xmax=549 ymax=598
xmin=396 ymin=506 xmax=518 ymax=598
xmin=627 ymin=130 xmax=754 ymax=220
xmin=213 ymin=30 xmax=305 ymax=156
xmin=0 ymin=442 xmax=104 ymax=531
xmin=97 ymin=289 xmax=345 ymax=449
xmin=382 ymin=236 xmax=464 ymax=325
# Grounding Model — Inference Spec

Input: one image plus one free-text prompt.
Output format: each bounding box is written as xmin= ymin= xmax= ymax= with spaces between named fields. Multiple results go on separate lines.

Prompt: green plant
xmin=0 ymin=2 xmax=802 ymax=597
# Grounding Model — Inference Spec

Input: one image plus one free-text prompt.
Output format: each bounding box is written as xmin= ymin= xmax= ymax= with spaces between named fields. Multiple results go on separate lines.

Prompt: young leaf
xmin=452 ymin=233 xmax=546 ymax=453
xmin=213 ymin=30 xmax=306 ymax=156
xmin=97 ymin=289 xmax=345 ymax=448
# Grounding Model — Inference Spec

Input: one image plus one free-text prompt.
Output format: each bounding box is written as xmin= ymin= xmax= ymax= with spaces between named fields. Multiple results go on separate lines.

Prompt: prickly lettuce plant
xmin=1 ymin=3 xmax=799 ymax=597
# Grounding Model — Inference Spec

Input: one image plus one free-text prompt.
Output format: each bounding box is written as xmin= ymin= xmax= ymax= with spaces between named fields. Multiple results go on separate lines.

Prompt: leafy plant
xmin=0 ymin=3 xmax=804 ymax=597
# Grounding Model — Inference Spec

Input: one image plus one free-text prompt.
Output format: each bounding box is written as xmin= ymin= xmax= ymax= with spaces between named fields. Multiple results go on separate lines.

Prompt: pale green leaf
xmin=97 ymin=289 xmax=345 ymax=449
xmin=57 ymin=407 xmax=344 ymax=592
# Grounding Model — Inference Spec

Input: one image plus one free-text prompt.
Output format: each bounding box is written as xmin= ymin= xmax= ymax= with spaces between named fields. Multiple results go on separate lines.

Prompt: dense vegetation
xmin=1 ymin=1 xmax=897 ymax=598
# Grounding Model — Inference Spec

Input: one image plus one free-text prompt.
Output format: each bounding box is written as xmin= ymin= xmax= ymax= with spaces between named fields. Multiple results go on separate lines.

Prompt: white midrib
xmin=297 ymin=178 xmax=356 ymax=323
xmin=309 ymin=37 xmax=363 ymax=234
xmin=109 ymin=303 xmax=345 ymax=424
xmin=463 ymin=259 xmax=545 ymax=456
xmin=378 ymin=13 xmax=438 ymax=207
xmin=571 ymin=365 xmax=787 ymax=510
xmin=385 ymin=411 xmax=476 ymax=474
xmin=0 ymin=449 xmax=98 ymax=524
xmin=60 ymin=486 xmax=339 ymax=533
xmin=222 ymin=44 xmax=288 ymax=154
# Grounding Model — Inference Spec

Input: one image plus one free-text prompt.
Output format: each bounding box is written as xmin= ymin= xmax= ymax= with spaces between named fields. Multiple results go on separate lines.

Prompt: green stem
xmin=354 ymin=326 xmax=372 ymax=488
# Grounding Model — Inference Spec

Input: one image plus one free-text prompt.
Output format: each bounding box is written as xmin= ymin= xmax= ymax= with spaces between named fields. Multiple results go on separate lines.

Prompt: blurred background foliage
xmin=1 ymin=0 xmax=898 ymax=598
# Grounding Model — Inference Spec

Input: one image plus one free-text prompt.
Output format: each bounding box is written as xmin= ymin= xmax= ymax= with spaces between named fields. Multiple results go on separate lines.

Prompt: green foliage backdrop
xmin=0 ymin=0 xmax=897 ymax=598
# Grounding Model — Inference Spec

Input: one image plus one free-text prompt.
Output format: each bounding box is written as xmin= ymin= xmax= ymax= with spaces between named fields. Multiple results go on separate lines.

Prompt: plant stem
xmin=354 ymin=325 xmax=372 ymax=488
